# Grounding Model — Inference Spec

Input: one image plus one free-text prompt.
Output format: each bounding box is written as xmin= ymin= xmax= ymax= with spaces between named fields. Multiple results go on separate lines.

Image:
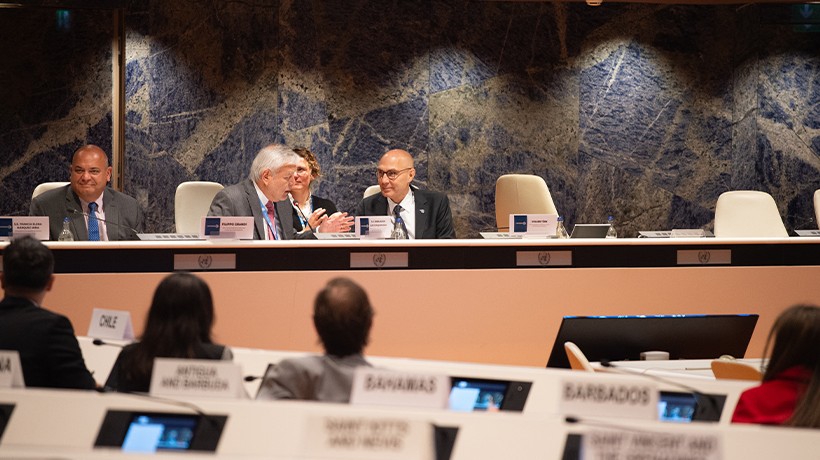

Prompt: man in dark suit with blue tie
xmin=30 ymin=144 xmax=144 ymax=241
xmin=355 ymin=149 xmax=456 ymax=239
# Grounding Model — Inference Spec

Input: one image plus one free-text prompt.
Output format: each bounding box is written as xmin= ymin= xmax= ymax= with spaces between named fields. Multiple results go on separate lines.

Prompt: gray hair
xmin=248 ymin=144 xmax=300 ymax=182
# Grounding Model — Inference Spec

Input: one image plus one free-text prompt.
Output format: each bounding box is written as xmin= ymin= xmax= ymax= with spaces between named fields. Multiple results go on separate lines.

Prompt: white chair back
xmin=363 ymin=184 xmax=381 ymax=198
xmin=495 ymin=174 xmax=557 ymax=231
xmin=564 ymin=341 xmax=595 ymax=372
xmin=32 ymin=182 xmax=70 ymax=199
xmin=814 ymin=189 xmax=820 ymax=229
xmin=714 ymin=190 xmax=788 ymax=238
xmin=174 ymin=181 xmax=224 ymax=233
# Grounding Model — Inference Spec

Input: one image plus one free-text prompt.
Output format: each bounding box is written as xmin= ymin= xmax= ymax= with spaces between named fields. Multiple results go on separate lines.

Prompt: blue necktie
xmin=87 ymin=202 xmax=100 ymax=241
xmin=393 ymin=205 xmax=408 ymax=238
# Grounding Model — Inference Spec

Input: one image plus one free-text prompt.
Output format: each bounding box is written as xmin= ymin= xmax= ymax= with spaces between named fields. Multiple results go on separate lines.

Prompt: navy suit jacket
xmin=30 ymin=185 xmax=144 ymax=241
xmin=207 ymin=179 xmax=313 ymax=240
xmin=0 ymin=296 xmax=96 ymax=390
xmin=355 ymin=188 xmax=456 ymax=239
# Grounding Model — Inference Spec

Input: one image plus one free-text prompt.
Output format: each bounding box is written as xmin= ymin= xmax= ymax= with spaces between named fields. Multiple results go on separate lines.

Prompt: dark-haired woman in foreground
xmin=104 ymin=272 xmax=232 ymax=393
xmin=732 ymin=304 xmax=820 ymax=428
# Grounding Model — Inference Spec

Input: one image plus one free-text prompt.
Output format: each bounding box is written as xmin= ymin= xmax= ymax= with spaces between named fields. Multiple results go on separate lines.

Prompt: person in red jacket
xmin=732 ymin=304 xmax=819 ymax=428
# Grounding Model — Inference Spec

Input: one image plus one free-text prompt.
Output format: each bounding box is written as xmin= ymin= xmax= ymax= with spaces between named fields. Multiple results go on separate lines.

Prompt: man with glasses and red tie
xmin=355 ymin=149 xmax=456 ymax=239
xmin=209 ymin=144 xmax=351 ymax=240
xmin=30 ymin=144 xmax=144 ymax=241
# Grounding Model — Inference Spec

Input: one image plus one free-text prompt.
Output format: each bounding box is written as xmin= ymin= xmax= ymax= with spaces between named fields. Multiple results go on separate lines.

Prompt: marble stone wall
xmin=2 ymin=1 xmax=818 ymax=237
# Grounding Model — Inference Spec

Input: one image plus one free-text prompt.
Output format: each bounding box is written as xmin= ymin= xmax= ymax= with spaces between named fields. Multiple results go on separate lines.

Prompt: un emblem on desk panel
xmin=372 ymin=253 xmax=387 ymax=268
xmin=698 ymin=251 xmax=711 ymax=264
xmin=198 ymin=255 xmax=213 ymax=269
xmin=538 ymin=252 xmax=552 ymax=266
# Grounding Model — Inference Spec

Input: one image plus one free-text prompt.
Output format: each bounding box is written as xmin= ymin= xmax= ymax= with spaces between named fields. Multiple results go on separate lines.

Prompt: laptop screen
xmin=546 ymin=314 xmax=759 ymax=368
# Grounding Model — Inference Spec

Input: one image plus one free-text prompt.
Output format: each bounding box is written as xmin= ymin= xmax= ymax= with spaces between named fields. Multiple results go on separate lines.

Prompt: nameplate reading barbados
xmin=559 ymin=376 xmax=658 ymax=420
xmin=350 ymin=368 xmax=450 ymax=409
xmin=149 ymin=358 xmax=243 ymax=399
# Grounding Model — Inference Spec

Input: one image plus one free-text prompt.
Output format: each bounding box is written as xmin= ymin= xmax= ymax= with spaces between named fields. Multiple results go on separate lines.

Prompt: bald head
xmin=70 ymin=144 xmax=112 ymax=203
xmin=376 ymin=149 xmax=416 ymax=203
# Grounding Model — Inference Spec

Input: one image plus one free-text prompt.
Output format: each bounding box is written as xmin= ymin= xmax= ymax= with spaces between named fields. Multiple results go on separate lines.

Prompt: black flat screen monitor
xmin=95 ymin=410 xmax=228 ymax=452
xmin=546 ymin=314 xmax=759 ymax=369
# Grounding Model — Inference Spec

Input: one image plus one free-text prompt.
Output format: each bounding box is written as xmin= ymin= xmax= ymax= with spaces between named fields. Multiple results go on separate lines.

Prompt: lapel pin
xmin=420 ymin=209 xmax=425 ymax=213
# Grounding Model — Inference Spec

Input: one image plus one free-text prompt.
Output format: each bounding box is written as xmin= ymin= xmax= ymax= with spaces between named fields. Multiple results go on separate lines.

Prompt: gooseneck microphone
xmin=96 ymin=386 xmax=220 ymax=427
xmin=68 ymin=208 xmax=140 ymax=239
xmin=599 ymin=360 xmax=723 ymax=422
xmin=288 ymin=194 xmax=316 ymax=233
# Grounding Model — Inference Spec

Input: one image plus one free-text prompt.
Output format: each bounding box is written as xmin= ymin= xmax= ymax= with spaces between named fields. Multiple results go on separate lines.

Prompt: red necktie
xmin=265 ymin=201 xmax=278 ymax=240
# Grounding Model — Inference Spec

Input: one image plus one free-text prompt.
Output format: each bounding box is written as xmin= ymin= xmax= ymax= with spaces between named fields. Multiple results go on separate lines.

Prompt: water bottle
xmin=58 ymin=217 xmax=74 ymax=241
xmin=555 ymin=216 xmax=569 ymax=239
xmin=390 ymin=216 xmax=407 ymax=240
xmin=606 ymin=215 xmax=618 ymax=239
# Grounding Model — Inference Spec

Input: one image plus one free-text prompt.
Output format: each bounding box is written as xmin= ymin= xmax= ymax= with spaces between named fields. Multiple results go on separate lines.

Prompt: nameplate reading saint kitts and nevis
xmin=301 ymin=415 xmax=434 ymax=460
xmin=149 ymin=358 xmax=244 ymax=399
xmin=87 ymin=308 xmax=135 ymax=341
xmin=350 ymin=368 xmax=450 ymax=409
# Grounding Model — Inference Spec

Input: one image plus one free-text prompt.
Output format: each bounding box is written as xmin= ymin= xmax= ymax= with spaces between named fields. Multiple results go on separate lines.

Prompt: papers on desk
xmin=795 ymin=229 xmax=820 ymax=237
xmin=639 ymin=229 xmax=714 ymax=238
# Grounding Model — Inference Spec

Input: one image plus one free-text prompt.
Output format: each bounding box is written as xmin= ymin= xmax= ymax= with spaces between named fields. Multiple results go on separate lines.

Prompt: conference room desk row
xmin=1 ymin=382 xmax=818 ymax=459
xmin=4 ymin=237 xmax=820 ymax=366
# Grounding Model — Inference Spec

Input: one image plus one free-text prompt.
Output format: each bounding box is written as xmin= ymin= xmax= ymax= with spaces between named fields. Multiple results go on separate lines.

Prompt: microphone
xmin=288 ymin=194 xmax=316 ymax=233
xmin=92 ymin=338 xmax=126 ymax=348
xmin=68 ymin=208 xmax=140 ymax=239
xmin=96 ymin=386 xmax=221 ymax=427
xmin=564 ymin=415 xmax=660 ymax=433
xmin=244 ymin=375 xmax=263 ymax=382
xmin=599 ymin=360 xmax=723 ymax=422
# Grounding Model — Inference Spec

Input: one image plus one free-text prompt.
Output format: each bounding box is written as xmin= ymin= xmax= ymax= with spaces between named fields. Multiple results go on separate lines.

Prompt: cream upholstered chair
xmin=564 ymin=342 xmax=595 ymax=372
xmin=363 ymin=184 xmax=381 ymax=198
xmin=32 ymin=181 xmax=70 ymax=199
xmin=713 ymin=190 xmax=788 ymax=237
xmin=495 ymin=174 xmax=557 ymax=231
xmin=814 ymin=189 xmax=820 ymax=229
xmin=174 ymin=181 xmax=224 ymax=233
xmin=711 ymin=359 xmax=762 ymax=381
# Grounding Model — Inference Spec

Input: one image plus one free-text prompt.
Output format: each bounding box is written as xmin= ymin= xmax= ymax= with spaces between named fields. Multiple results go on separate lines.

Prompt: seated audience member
xmin=104 ymin=272 xmax=232 ymax=393
xmin=208 ymin=143 xmax=351 ymax=239
xmin=289 ymin=147 xmax=352 ymax=233
xmin=355 ymin=149 xmax=455 ymax=239
xmin=732 ymin=304 xmax=820 ymax=428
xmin=30 ymin=144 xmax=144 ymax=241
xmin=0 ymin=237 xmax=96 ymax=389
xmin=256 ymin=277 xmax=374 ymax=402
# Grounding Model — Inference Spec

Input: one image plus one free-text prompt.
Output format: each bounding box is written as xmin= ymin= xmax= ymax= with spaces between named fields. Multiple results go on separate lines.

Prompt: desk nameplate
xmin=677 ymin=249 xmax=731 ymax=265
xmin=350 ymin=252 xmax=409 ymax=269
xmin=516 ymin=250 xmax=572 ymax=267
xmin=174 ymin=253 xmax=237 ymax=270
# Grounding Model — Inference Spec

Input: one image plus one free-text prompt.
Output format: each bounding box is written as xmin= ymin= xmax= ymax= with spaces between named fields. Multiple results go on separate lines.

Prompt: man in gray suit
xmin=208 ymin=143 xmax=351 ymax=239
xmin=30 ymin=145 xmax=144 ymax=241
xmin=256 ymin=277 xmax=374 ymax=402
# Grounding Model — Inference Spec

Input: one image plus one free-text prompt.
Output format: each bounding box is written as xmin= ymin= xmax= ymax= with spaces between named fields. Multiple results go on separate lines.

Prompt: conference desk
xmin=3 ymin=237 xmax=820 ymax=366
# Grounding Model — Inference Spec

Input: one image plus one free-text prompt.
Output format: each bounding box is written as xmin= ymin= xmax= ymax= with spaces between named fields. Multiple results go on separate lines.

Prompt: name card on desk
xmin=355 ymin=216 xmax=392 ymax=239
xmin=0 ymin=351 xmax=25 ymax=388
xmin=560 ymin=377 xmax=658 ymax=420
xmin=517 ymin=250 xmax=572 ymax=267
xmin=510 ymin=214 xmax=558 ymax=236
xmin=0 ymin=216 xmax=49 ymax=240
xmin=350 ymin=368 xmax=449 ymax=409
xmin=302 ymin=415 xmax=434 ymax=460
xmin=150 ymin=358 xmax=243 ymax=399
xmin=350 ymin=252 xmax=409 ymax=269
xmin=174 ymin=253 xmax=237 ymax=270
xmin=582 ymin=429 xmax=722 ymax=460
xmin=87 ymin=308 xmax=134 ymax=340
xmin=677 ymin=249 xmax=731 ymax=265
xmin=200 ymin=216 xmax=254 ymax=240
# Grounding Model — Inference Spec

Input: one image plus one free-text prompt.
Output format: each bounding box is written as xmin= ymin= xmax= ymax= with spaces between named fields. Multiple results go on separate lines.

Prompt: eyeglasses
xmin=377 ymin=167 xmax=412 ymax=181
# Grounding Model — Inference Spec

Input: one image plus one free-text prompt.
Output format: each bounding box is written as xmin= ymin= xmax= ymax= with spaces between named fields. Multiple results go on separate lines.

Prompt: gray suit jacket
xmin=255 ymin=354 xmax=372 ymax=403
xmin=208 ymin=179 xmax=313 ymax=240
xmin=355 ymin=188 xmax=456 ymax=239
xmin=30 ymin=185 xmax=144 ymax=241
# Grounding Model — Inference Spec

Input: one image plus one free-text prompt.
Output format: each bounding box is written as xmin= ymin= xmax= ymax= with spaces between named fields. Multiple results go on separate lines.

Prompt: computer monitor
xmin=95 ymin=410 xmax=228 ymax=452
xmin=546 ymin=314 xmax=759 ymax=369
xmin=447 ymin=377 xmax=532 ymax=412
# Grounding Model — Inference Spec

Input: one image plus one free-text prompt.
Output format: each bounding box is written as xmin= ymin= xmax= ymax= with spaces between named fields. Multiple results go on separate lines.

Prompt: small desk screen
xmin=448 ymin=379 xmax=509 ymax=412
xmin=122 ymin=414 xmax=199 ymax=453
